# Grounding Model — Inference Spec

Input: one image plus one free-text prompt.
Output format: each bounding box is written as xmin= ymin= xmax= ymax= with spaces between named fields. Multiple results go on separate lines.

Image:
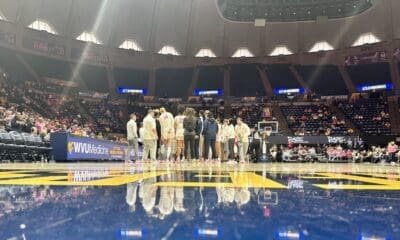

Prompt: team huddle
xmin=126 ymin=106 xmax=251 ymax=162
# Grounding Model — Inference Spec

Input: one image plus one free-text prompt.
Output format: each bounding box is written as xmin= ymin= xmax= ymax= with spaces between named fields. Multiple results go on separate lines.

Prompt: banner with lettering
xmin=344 ymin=51 xmax=387 ymax=66
xmin=22 ymin=37 xmax=65 ymax=56
xmin=71 ymin=48 xmax=109 ymax=64
xmin=267 ymin=136 xmax=358 ymax=145
xmin=51 ymin=132 xmax=140 ymax=161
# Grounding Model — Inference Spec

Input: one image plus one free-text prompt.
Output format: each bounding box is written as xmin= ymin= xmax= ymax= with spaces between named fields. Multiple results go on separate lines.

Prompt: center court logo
xmin=67 ymin=141 xmax=109 ymax=155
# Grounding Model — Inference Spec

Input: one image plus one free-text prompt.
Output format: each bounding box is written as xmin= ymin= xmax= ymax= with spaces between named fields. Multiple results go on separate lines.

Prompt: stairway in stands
xmin=388 ymin=96 xmax=400 ymax=135
xmin=76 ymin=100 xmax=95 ymax=122
xmin=272 ymin=103 xmax=292 ymax=135
xmin=330 ymin=102 xmax=361 ymax=136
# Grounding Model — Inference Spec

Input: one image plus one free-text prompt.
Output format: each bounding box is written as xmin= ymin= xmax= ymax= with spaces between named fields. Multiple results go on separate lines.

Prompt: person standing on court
xmin=215 ymin=118 xmax=223 ymax=160
xmin=154 ymin=110 xmax=162 ymax=159
xmin=174 ymin=106 xmax=186 ymax=161
xmin=203 ymin=112 xmax=219 ymax=160
xmin=235 ymin=118 xmax=251 ymax=162
xmin=142 ymin=110 xmax=157 ymax=161
xmin=222 ymin=119 xmax=236 ymax=161
xmin=126 ymin=113 xmax=139 ymax=162
xmin=249 ymin=126 xmax=262 ymax=162
xmin=183 ymin=108 xmax=197 ymax=161
xmin=195 ymin=110 xmax=205 ymax=160
xmin=159 ymin=107 xmax=175 ymax=160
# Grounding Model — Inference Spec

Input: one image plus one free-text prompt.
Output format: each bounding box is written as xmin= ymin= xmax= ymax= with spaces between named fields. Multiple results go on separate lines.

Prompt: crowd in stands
xmin=0 ymin=78 xmax=123 ymax=142
xmin=337 ymin=96 xmax=392 ymax=136
xmin=83 ymin=99 xmax=126 ymax=134
xmin=1 ymin=68 xmax=400 ymax=163
xmin=281 ymin=104 xmax=352 ymax=136
xmin=232 ymin=104 xmax=274 ymax=128
xmin=271 ymin=142 xmax=399 ymax=163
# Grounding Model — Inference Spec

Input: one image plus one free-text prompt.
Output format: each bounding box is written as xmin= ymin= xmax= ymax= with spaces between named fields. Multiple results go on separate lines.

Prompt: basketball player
xmin=174 ymin=106 xmax=186 ymax=161
xmin=215 ymin=118 xmax=222 ymax=160
xmin=222 ymin=119 xmax=236 ymax=161
xmin=126 ymin=113 xmax=138 ymax=162
xmin=142 ymin=109 xmax=157 ymax=161
xmin=159 ymin=107 xmax=175 ymax=160
xmin=195 ymin=110 xmax=205 ymax=160
xmin=235 ymin=118 xmax=251 ymax=162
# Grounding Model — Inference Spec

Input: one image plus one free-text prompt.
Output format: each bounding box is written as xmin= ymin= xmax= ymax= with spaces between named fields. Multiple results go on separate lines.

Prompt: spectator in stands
xmin=338 ymin=97 xmax=392 ymax=136
xmin=232 ymin=104 xmax=272 ymax=128
xmin=282 ymin=104 xmax=350 ymax=136
xmin=387 ymin=141 xmax=398 ymax=163
xmin=183 ymin=108 xmax=196 ymax=161
xmin=126 ymin=113 xmax=139 ymax=162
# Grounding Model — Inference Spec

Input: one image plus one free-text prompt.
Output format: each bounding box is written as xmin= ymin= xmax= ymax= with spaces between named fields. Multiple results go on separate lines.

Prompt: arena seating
xmin=82 ymin=100 xmax=126 ymax=134
xmin=338 ymin=98 xmax=392 ymax=136
xmin=0 ymin=129 xmax=51 ymax=162
xmin=232 ymin=104 xmax=274 ymax=128
xmin=280 ymin=104 xmax=350 ymax=136
xmin=1 ymin=59 xmax=398 ymax=164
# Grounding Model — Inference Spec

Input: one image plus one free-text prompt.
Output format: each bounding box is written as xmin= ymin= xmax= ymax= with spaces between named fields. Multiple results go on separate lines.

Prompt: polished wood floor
xmin=1 ymin=161 xmax=399 ymax=172
xmin=0 ymin=162 xmax=400 ymax=190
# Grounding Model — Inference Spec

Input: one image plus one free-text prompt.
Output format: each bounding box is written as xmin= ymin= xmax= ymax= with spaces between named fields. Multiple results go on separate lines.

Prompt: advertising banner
xmin=51 ymin=132 xmax=140 ymax=161
xmin=344 ymin=51 xmax=387 ymax=65
xmin=71 ymin=48 xmax=109 ymax=64
xmin=267 ymin=136 xmax=357 ymax=145
xmin=22 ymin=37 xmax=65 ymax=56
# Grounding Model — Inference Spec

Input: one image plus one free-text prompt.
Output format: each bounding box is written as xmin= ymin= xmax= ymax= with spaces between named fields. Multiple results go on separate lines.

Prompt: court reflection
xmin=0 ymin=168 xmax=399 ymax=239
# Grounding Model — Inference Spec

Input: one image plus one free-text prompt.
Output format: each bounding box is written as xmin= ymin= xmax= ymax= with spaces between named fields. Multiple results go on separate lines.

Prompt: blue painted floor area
xmin=0 ymin=177 xmax=399 ymax=239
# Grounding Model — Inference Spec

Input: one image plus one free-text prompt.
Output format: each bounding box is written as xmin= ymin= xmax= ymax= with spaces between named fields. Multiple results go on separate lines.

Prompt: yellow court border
xmin=0 ymin=163 xmax=399 ymax=190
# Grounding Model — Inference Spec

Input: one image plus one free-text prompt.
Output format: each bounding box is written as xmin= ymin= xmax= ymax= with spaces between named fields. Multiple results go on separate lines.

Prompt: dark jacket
xmin=203 ymin=118 xmax=218 ymax=140
xmin=195 ymin=117 xmax=204 ymax=136
xmin=156 ymin=119 xmax=161 ymax=139
xmin=183 ymin=116 xmax=197 ymax=135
